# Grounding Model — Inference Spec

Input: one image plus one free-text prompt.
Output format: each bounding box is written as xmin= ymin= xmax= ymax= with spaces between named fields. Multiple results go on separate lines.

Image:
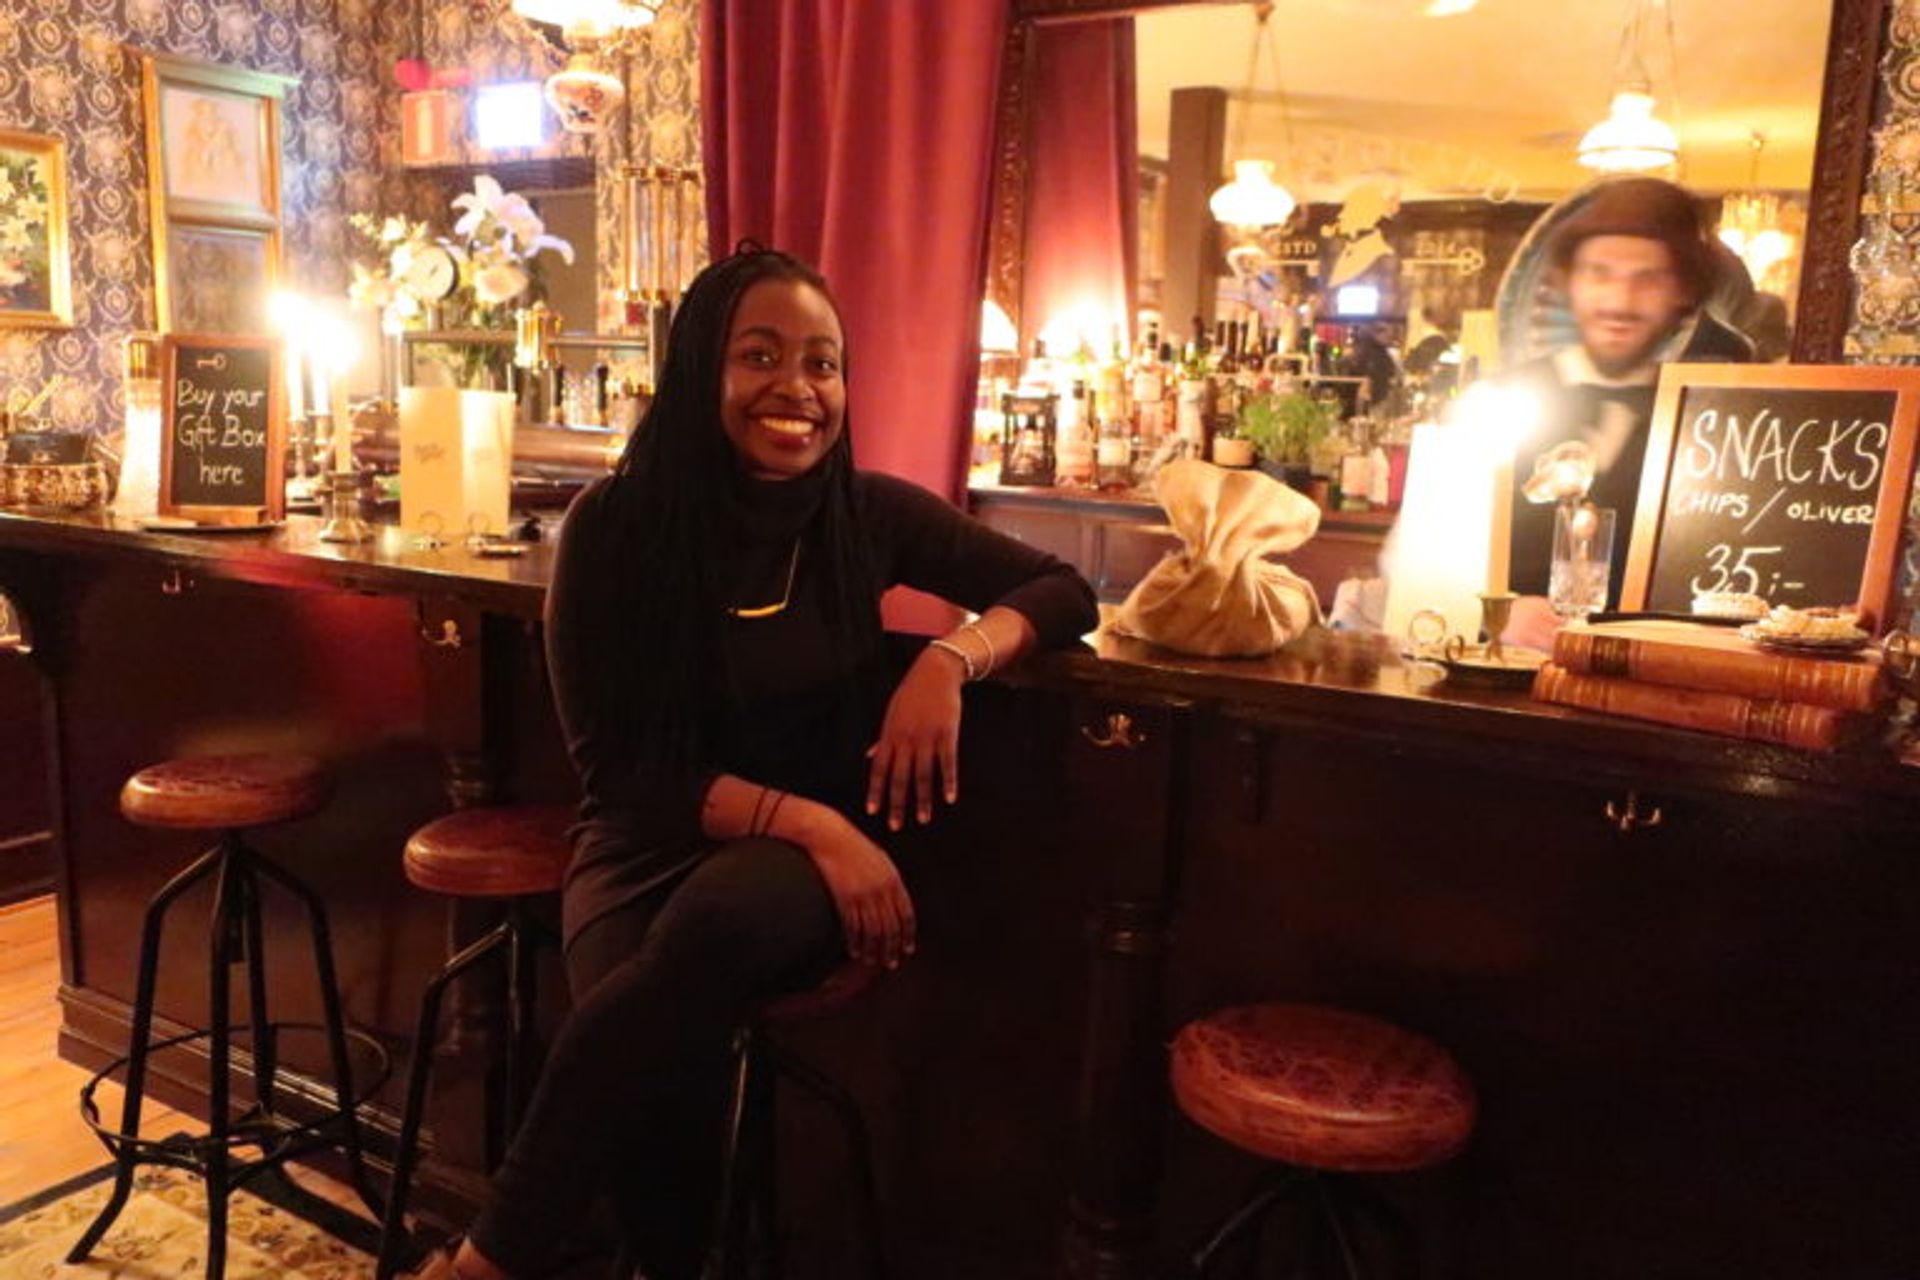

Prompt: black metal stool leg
xmin=1193 ymin=1166 xmax=1310 ymax=1278
xmin=504 ymin=905 xmax=535 ymax=1137
xmin=66 ymin=843 xmax=225 ymax=1264
xmin=239 ymin=861 xmax=278 ymax=1115
xmin=375 ymin=921 xmax=514 ymax=1280
xmin=1340 ymin=1177 xmax=1421 ymax=1280
xmin=252 ymin=848 xmax=383 ymax=1217
xmin=1318 ymin=1177 xmax=1366 ymax=1280
xmin=203 ymin=838 xmax=245 ymax=1280
xmin=711 ymin=1026 xmax=761 ymax=1280
xmin=767 ymin=1043 xmax=887 ymax=1280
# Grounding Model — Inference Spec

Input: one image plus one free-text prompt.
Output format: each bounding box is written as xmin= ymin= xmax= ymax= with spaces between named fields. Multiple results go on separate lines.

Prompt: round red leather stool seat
xmin=402 ymin=804 xmax=575 ymax=898
xmin=120 ymin=753 xmax=330 ymax=830
xmin=1171 ymin=1002 xmax=1476 ymax=1174
xmin=758 ymin=959 xmax=879 ymax=1026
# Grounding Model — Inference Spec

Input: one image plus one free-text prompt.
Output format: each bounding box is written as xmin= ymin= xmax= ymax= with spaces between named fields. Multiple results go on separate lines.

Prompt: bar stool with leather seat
xmin=68 ymin=753 xmax=387 ymax=1280
xmin=1170 ymin=1003 xmax=1476 ymax=1278
xmin=375 ymin=803 xmax=575 ymax=1280
xmin=710 ymin=958 xmax=888 ymax=1280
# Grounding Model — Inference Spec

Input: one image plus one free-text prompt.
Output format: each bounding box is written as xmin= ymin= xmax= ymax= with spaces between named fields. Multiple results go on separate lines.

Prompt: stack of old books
xmin=1530 ymin=618 xmax=1889 ymax=751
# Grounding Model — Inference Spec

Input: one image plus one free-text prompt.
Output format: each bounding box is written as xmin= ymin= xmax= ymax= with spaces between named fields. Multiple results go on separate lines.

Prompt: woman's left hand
xmin=866 ymin=645 xmax=967 ymax=830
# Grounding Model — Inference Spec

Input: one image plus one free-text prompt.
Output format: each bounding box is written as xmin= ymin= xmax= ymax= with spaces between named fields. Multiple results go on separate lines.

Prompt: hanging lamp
xmin=1209 ymin=2 xmax=1297 ymax=230
xmin=1577 ymin=0 xmax=1680 ymax=172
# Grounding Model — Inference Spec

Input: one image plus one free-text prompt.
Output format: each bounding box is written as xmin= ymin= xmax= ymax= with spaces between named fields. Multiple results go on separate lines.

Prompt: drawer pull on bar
xmin=1082 ymin=712 xmax=1146 ymax=750
xmin=1604 ymin=792 xmax=1663 ymax=833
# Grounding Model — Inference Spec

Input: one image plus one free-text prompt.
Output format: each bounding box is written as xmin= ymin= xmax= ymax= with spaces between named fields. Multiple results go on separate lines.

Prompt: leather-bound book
xmin=1531 ymin=663 xmax=1870 ymax=753
xmin=1552 ymin=620 xmax=1887 ymax=714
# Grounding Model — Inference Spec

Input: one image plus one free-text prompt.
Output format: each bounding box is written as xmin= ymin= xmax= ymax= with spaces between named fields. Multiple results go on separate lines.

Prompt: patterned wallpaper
xmin=0 ymin=0 xmax=398 ymax=428
xmin=1849 ymin=0 xmax=1920 ymax=363
xmin=0 ymin=0 xmax=633 ymax=432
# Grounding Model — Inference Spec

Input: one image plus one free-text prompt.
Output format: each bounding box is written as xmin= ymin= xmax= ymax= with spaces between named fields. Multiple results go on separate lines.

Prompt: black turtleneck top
xmin=545 ymin=468 xmax=1098 ymax=946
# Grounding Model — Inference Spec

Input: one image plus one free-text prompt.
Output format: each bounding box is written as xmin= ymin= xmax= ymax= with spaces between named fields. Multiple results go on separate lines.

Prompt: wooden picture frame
xmin=157 ymin=332 xmax=286 ymax=524
xmin=1621 ymin=363 xmax=1920 ymax=630
xmin=0 ymin=129 xmax=72 ymax=330
xmin=138 ymin=51 xmax=294 ymax=334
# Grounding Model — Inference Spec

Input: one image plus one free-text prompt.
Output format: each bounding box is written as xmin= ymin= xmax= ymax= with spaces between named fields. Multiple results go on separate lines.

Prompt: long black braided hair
xmin=600 ymin=244 xmax=883 ymax=771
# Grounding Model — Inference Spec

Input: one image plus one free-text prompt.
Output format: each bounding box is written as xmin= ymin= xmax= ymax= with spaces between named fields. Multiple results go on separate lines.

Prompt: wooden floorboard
xmin=0 ymin=894 xmax=369 ymax=1222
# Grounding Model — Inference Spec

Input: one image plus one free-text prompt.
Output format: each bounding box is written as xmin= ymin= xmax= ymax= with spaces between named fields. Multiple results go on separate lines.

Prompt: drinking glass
xmin=1549 ymin=504 xmax=1615 ymax=619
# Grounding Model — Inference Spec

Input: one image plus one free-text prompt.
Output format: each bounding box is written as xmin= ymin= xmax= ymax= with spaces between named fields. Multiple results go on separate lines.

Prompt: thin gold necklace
xmin=728 ymin=539 xmax=801 ymax=619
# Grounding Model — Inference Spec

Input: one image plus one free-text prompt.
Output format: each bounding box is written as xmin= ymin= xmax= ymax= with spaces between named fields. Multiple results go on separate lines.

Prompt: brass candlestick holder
xmin=317 ymin=469 xmax=372 ymax=543
xmin=1478 ymin=592 xmax=1517 ymax=666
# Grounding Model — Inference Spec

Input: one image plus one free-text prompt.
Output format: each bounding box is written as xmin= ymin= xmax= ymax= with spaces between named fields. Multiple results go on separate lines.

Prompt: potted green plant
xmin=1237 ymin=389 xmax=1338 ymax=490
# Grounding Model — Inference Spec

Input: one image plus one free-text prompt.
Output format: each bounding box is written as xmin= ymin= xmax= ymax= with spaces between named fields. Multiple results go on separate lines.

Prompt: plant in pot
xmin=1237 ymin=389 xmax=1338 ymax=493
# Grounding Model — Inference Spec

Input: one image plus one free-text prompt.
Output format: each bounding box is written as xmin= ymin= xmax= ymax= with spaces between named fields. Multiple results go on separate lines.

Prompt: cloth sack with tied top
xmin=1111 ymin=458 xmax=1323 ymax=657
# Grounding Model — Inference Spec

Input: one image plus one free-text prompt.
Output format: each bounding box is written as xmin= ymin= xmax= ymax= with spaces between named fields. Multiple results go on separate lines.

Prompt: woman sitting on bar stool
xmin=413 ymin=245 xmax=1097 ymax=1280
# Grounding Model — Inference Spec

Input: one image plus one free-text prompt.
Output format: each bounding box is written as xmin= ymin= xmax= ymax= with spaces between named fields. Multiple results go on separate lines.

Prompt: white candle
xmin=311 ymin=355 xmax=331 ymax=416
xmin=331 ymin=361 xmax=354 ymax=471
xmin=284 ymin=342 xmax=305 ymax=421
xmin=1486 ymin=441 xmax=1513 ymax=596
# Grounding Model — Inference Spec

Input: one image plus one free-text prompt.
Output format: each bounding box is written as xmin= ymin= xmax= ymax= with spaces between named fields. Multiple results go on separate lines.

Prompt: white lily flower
xmin=451 ymin=174 xmax=507 ymax=240
xmin=472 ymin=262 xmax=529 ymax=305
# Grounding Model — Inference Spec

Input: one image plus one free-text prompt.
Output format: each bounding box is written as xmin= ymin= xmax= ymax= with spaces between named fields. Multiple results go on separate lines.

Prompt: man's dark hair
xmin=1546 ymin=176 xmax=1717 ymax=305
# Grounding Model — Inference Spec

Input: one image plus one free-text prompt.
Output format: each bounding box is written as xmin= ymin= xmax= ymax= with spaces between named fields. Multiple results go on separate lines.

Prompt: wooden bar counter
xmin=2 ymin=505 xmax=1916 ymax=1279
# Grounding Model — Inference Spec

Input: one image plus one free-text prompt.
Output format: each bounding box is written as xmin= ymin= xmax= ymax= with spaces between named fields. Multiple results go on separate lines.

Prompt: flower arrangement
xmin=349 ymin=175 xmax=574 ymax=388
xmin=0 ymin=153 xmax=53 ymax=311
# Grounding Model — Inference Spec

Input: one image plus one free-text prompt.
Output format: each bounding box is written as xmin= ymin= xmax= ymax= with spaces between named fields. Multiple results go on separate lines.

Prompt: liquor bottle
xmin=1055 ymin=378 xmax=1095 ymax=486
xmin=1094 ymin=411 xmax=1135 ymax=491
xmin=1020 ymin=337 xmax=1055 ymax=394
xmin=1131 ymin=341 xmax=1166 ymax=449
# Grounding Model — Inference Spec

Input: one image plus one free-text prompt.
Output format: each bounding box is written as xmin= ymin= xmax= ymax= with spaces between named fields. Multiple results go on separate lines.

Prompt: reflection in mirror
xmin=1128 ymin=0 xmax=1833 ymax=381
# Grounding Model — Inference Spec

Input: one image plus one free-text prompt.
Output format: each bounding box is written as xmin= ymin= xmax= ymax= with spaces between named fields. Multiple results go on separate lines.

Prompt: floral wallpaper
xmin=0 ymin=0 xmax=610 ymax=432
xmin=1849 ymin=0 xmax=1920 ymax=365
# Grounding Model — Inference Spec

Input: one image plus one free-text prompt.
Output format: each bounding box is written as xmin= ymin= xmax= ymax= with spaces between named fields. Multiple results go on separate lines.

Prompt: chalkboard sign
xmin=1622 ymin=364 xmax=1920 ymax=630
xmin=159 ymin=333 xmax=285 ymax=523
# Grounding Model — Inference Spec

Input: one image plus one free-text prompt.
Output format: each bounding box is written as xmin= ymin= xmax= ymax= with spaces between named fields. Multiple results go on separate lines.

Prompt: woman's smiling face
xmin=719 ymin=278 xmax=847 ymax=480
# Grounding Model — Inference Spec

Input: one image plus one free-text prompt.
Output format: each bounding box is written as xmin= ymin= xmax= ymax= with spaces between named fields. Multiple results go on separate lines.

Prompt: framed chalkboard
xmin=1621 ymin=364 xmax=1920 ymax=630
xmin=158 ymin=333 xmax=285 ymax=523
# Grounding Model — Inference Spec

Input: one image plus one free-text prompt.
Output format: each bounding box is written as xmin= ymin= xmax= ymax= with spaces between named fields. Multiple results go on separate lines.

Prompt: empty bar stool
xmin=711 ymin=959 xmax=887 ymax=1280
xmin=70 ymin=753 xmax=388 ymax=1280
xmin=376 ymin=803 xmax=574 ymax=1280
xmin=1171 ymin=1003 xmax=1476 ymax=1278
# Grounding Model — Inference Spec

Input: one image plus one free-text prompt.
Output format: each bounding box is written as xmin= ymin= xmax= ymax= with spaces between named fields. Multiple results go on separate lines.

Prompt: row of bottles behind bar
xmin=985 ymin=315 xmax=1423 ymax=513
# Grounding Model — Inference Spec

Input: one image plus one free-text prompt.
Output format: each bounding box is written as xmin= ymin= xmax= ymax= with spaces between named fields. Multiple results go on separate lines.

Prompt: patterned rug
xmin=0 ymin=1163 xmax=378 ymax=1278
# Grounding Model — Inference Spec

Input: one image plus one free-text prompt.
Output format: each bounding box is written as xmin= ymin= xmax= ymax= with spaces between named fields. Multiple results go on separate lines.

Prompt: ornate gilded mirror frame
xmin=987 ymin=0 xmax=1890 ymax=365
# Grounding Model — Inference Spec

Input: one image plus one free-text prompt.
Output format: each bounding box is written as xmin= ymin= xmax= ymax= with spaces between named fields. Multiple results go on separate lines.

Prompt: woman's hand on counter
xmin=867 ymin=644 xmax=966 ymax=830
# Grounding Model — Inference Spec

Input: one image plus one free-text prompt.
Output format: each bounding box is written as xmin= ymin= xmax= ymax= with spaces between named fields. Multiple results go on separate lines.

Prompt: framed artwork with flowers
xmin=138 ymin=50 xmax=294 ymax=333
xmin=0 ymin=129 xmax=73 ymax=330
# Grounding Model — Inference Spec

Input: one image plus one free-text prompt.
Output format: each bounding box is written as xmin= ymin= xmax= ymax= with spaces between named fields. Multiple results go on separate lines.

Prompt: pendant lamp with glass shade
xmin=512 ymin=0 xmax=661 ymax=134
xmin=1577 ymin=0 xmax=1680 ymax=173
xmin=1209 ymin=2 xmax=1297 ymax=231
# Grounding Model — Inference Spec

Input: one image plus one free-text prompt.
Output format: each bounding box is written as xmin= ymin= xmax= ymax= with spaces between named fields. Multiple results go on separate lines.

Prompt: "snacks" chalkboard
xmin=1622 ymin=364 xmax=1920 ymax=630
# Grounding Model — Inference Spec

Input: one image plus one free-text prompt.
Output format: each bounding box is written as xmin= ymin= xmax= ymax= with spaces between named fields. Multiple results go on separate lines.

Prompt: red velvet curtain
xmin=1020 ymin=19 xmax=1138 ymax=354
xmin=703 ymin=0 xmax=1011 ymax=504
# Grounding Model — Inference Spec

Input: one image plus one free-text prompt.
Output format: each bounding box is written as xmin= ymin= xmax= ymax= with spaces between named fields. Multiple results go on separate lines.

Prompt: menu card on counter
xmin=1623 ymin=364 xmax=1920 ymax=630
xmin=159 ymin=333 xmax=285 ymax=524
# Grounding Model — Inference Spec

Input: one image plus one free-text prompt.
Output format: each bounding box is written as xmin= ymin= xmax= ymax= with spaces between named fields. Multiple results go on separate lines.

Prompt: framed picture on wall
xmin=138 ymin=50 xmax=293 ymax=333
xmin=165 ymin=224 xmax=274 ymax=334
xmin=0 ymin=129 xmax=73 ymax=329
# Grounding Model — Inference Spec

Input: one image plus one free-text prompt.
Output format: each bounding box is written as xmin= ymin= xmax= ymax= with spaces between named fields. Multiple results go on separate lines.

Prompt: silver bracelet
xmin=960 ymin=621 xmax=997 ymax=677
xmin=928 ymin=636 xmax=978 ymax=681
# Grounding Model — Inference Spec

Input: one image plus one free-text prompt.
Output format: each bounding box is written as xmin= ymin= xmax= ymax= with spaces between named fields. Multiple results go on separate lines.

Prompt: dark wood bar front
xmin=4 ymin=507 xmax=1916 ymax=1279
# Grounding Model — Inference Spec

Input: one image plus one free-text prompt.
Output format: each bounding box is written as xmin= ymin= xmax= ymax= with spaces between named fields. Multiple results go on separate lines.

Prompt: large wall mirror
xmin=990 ymin=0 xmax=1887 ymax=367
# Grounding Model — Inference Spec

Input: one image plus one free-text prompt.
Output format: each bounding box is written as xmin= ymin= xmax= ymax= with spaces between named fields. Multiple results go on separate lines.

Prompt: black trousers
xmin=468 ymin=836 xmax=842 ymax=1279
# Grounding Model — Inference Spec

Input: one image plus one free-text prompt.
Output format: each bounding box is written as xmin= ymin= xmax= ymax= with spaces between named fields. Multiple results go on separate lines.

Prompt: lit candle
xmin=310 ymin=355 xmax=331 ymax=416
xmin=284 ymin=341 xmax=305 ymax=421
xmin=1486 ymin=437 xmax=1513 ymax=596
xmin=331 ymin=355 xmax=354 ymax=472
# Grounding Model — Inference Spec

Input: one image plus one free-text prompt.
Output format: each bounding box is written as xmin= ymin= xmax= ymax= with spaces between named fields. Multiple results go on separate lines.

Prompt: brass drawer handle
xmin=160 ymin=567 xmax=192 ymax=596
xmin=1081 ymin=712 xmax=1146 ymax=750
xmin=1604 ymin=791 xmax=1663 ymax=833
xmin=421 ymin=618 xmax=463 ymax=649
